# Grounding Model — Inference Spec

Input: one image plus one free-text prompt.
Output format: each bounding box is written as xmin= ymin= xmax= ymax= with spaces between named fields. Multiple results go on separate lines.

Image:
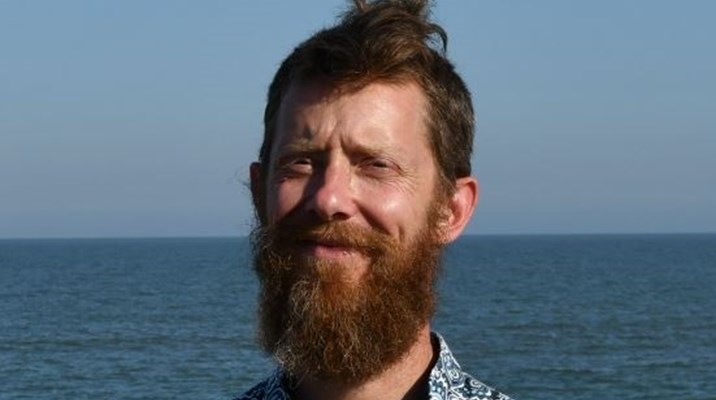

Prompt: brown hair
xmin=259 ymin=0 xmax=474 ymax=194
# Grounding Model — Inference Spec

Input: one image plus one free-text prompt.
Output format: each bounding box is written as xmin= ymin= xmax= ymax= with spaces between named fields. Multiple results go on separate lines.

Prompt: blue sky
xmin=1 ymin=1 xmax=714 ymax=238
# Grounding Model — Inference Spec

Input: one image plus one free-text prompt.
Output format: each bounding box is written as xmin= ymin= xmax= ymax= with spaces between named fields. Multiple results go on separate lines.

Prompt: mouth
xmin=298 ymin=239 xmax=360 ymax=260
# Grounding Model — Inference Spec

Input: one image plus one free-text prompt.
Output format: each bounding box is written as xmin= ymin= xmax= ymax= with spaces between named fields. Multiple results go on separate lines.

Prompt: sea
xmin=1 ymin=234 xmax=714 ymax=400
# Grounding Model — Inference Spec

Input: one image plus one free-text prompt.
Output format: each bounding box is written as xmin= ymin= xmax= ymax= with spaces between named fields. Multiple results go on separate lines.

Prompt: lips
xmin=299 ymin=239 xmax=357 ymax=259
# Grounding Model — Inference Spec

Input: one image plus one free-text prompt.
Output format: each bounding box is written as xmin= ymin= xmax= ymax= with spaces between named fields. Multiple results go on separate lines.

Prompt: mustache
xmin=262 ymin=220 xmax=394 ymax=257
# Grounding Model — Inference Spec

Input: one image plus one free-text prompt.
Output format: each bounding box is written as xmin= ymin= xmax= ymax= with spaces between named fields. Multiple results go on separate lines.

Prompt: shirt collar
xmin=256 ymin=332 xmax=503 ymax=400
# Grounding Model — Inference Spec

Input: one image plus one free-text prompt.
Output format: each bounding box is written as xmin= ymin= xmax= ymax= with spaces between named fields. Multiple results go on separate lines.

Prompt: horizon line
xmin=1 ymin=231 xmax=715 ymax=241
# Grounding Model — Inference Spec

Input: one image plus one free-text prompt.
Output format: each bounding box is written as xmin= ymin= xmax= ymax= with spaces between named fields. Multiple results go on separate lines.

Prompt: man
xmin=239 ymin=1 xmax=511 ymax=399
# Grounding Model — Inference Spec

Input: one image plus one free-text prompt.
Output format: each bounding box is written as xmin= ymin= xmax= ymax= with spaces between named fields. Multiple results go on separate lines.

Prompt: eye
xmin=276 ymin=155 xmax=314 ymax=178
xmin=288 ymin=157 xmax=312 ymax=171
xmin=367 ymin=159 xmax=390 ymax=169
xmin=292 ymin=157 xmax=312 ymax=166
xmin=360 ymin=157 xmax=398 ymax=177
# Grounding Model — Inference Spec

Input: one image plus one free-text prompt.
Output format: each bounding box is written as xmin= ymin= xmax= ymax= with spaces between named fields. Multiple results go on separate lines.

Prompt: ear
xmin=250 ymin=162 xmax=266 ymax=224
xmin=439 ymin=176 xmax=479 ymax=244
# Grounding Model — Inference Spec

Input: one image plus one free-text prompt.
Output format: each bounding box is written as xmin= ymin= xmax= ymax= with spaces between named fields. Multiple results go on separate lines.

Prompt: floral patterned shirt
xmin=235 ymin=332 xmax=512 ymax=400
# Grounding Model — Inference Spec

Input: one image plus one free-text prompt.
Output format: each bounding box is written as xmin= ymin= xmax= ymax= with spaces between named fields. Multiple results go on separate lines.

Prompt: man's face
xmin=251 ymin=80 xmax=447 ymax=384
xmin=265 ymin=80 xmax=441 ymax=267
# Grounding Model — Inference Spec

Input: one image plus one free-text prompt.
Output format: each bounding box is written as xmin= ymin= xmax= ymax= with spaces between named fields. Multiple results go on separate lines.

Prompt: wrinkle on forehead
xmin=273 ymin=80 xmax=430 ymax=156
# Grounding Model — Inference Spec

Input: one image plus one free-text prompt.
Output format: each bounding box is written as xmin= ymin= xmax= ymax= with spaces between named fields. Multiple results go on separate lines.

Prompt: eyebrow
xmin=273 ymin=122 xmax=411 ymax=163
xmin=275 ymin=139 xmax=399 ymax=161
xmin=276 ymin=139 xmax=317 ymax=154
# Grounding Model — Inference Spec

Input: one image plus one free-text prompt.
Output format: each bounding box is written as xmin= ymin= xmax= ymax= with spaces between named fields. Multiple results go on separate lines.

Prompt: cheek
xmin=360 ymin=188 xmax=422 ymax=238
xmin=267 ymin=182 xmax=305 ymax=223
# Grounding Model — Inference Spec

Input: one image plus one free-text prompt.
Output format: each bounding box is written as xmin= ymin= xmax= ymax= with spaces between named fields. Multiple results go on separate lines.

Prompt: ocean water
xmin=1 ymin=234 xmax=714 ymax=399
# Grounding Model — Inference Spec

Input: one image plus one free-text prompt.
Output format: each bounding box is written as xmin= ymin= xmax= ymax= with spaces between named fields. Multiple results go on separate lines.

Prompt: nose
xmin=305 ymin=160 xmax=357 ymax=222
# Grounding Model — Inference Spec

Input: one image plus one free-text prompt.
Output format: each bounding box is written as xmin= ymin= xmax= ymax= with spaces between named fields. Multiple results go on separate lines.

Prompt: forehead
xmin=273 ymin=79 xmax=431 ymax=152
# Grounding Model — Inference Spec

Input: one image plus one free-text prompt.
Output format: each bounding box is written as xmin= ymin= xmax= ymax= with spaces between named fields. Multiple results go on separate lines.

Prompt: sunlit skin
xmin=262 ymin=80 xmax=441 ymax=281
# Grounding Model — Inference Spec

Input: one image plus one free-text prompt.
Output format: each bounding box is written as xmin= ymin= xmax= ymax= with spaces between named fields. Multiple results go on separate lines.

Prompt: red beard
xmin=252 ymin=212 xmax=443 ymax=385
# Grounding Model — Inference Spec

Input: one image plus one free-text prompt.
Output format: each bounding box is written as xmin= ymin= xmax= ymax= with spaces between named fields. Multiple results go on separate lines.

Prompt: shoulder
xmin=233 ymin=380 xmax=268 ymax=400
xmin=428 ymin=332 xmax=513 ymax=400
xmin=233 ymin=370 xmax=292 ymax=400
xmin=433 ymin=373 xmax=512 ymax=400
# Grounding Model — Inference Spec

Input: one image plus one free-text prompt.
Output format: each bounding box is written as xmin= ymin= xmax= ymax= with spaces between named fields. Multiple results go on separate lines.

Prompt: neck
xmin=295 ymin=325 xmax=436 ymax=400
